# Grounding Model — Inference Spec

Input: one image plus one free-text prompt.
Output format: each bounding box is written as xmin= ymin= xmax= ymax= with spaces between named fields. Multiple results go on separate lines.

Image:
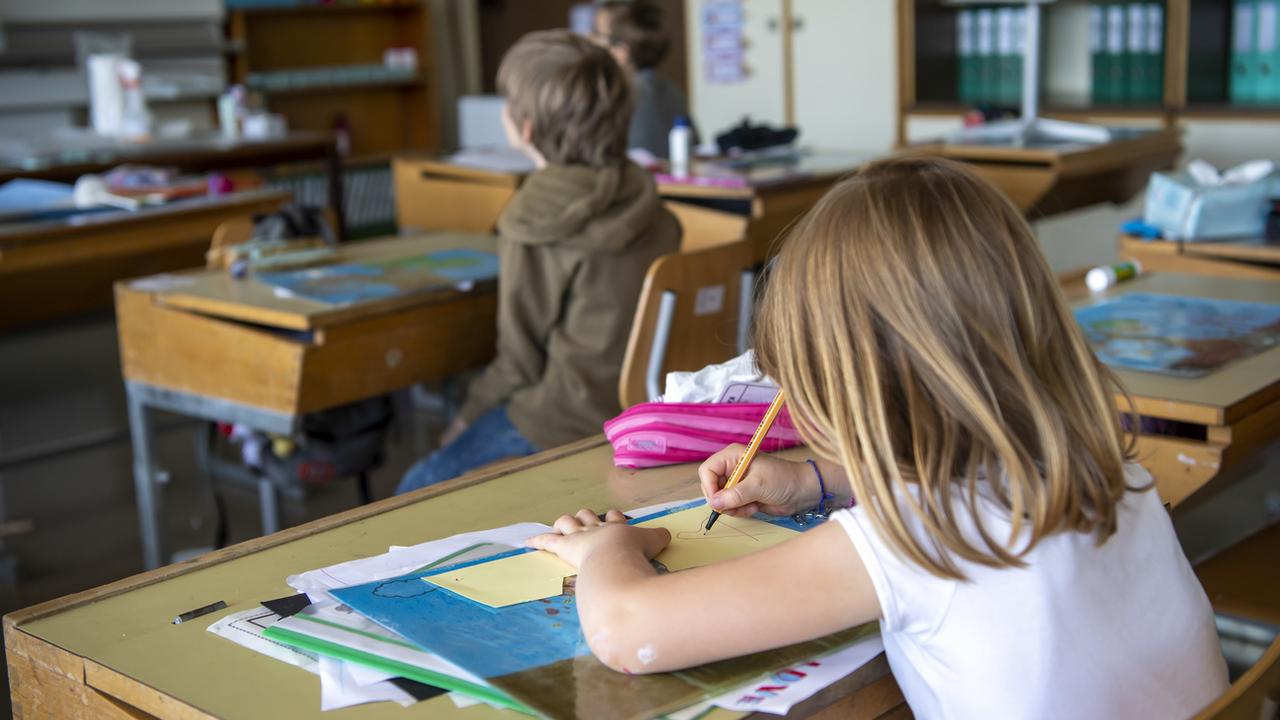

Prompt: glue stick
xmin=1085 ymin=260 xmax=1142 ymax=293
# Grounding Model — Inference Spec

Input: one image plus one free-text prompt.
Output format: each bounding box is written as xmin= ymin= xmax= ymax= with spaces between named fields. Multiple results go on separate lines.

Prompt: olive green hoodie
xmin=457 ymin=161 xmax=681 ymax=450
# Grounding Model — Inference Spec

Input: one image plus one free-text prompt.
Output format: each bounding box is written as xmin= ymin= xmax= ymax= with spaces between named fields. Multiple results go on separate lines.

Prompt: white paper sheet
xmin=319 ymin=656 xmax=416 ymax=711
xmin=207 ymin=606 xmax=423 ymax=711
xmin=286 ymin=522 xmax=554 ymax=600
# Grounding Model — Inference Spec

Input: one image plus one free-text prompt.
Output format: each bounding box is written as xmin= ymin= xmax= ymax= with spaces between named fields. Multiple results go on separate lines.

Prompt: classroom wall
xmin=684 ymin=0 xmax=897 ymax=151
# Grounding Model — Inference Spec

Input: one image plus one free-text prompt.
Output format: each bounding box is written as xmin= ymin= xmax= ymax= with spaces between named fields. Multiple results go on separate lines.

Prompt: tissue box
xmin=1143 ymin=171 xmax=1277 ymax=241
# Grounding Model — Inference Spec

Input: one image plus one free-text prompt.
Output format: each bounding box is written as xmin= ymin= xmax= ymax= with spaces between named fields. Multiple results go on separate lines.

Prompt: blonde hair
xmin=755 ymin=156 xmax=1138 ymax=580
xmin=497 ymin=30 xmax=633 ymax=168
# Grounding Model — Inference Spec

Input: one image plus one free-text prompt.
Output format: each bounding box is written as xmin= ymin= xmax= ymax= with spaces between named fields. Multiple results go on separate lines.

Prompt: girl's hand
xmin=698 ymin=446 xmax=818 ymax=518
xmin=526 ymin=508 xmax=671 ymax=569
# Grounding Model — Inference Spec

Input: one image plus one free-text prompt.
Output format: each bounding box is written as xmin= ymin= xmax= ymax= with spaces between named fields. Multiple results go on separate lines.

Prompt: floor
xmin=0 ymin=312 xmax=440 ymax=718
xmin=0 ymin=312 xmax=1277 ymax=718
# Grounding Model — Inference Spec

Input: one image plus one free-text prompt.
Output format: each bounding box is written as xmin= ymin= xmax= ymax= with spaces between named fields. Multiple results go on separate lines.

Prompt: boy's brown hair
xmin=596 ymin=0 xmax=670 ymax=70
xmin=755 ymin=156 xmax=1139 ymax=580
xmin=497 ymin=30 xmax=633 ymax=168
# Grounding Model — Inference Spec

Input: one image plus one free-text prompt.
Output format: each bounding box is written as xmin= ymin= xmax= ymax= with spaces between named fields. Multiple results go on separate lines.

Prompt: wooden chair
xmin=619 ymin=239 xmax=756 ymax=409
xmin=206 ymin=207 xmax=338 ymax=270
xmin=665 ymin=199 xmax=750 ymax=252
xmin=1192 ymin=632 xmax=1280 ymax=720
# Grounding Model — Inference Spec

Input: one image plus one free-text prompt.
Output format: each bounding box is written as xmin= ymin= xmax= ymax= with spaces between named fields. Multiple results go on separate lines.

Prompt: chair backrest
xmin=665 ymin=199 xmax=749 ymax=252
xmin=619 ymin=239 xmax=756 ymax=409
xmin=1193 ymin=633 xmax=1280 ymax=720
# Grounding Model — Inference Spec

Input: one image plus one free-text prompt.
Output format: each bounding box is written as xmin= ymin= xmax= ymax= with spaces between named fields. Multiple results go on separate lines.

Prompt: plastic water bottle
xmin=668 ymin=115 xmax=692 ymax=178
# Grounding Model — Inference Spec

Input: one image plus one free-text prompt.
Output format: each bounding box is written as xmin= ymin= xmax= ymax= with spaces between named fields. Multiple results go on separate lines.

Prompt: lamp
xmin=946 ymin=0 xmax=1111 ymax=145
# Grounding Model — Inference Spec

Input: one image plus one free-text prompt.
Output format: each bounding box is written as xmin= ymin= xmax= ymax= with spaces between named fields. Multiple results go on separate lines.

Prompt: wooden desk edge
xmin=2 ymin=436 xmax=608 ymax=633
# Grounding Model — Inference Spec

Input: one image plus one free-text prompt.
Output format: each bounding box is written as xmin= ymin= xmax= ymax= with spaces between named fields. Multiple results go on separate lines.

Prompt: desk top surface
xmin=404 ymin=149 xmax=875 ymax=199
xmin=912 ymin=126 xmax=1180 ymax=169
xmin=0 ymin=189 xmax=290 ymax=247
xmin=128 ymin=232 xmax=498 ymax=331
xmin=9 ymin=439 xmax=814 ymax=720
xmin=0 ymin=131 xmax=335 ymax=182
xmin=1077 ymin=273 xmax=1280 ymax=424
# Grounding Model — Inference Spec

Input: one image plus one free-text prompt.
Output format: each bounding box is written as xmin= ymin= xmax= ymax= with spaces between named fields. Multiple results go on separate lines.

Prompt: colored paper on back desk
xmin=331 ymin=507 xmax=867 ymax=720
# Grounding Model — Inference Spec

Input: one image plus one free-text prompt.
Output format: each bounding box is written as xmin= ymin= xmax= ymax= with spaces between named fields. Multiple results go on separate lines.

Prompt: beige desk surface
xmin=0 ymin=190 xmax=291 ymax=249
xmin=655 ymin=150 xmax=876 ymax=201
xmin=150 ymin=232 xmax=498 ymax=331
xmin=1077 ymin=273 xmax=1280 ymax=425
xmin=9 ymin=440 xmax=834 ymax=720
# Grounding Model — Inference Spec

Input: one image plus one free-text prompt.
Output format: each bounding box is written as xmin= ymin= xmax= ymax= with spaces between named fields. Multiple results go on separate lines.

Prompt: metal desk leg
xmin=258 ymin=476 xmax=280 ymax=536
xmin=126 ymin=386 xmax=165 ymax=570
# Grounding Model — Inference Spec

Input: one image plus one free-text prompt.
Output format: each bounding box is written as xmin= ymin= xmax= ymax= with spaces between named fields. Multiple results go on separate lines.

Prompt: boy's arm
xmin=456 ymin=244 xmax=567 ymax=424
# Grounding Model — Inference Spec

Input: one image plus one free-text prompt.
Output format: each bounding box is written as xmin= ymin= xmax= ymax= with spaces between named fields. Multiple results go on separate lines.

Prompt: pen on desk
xmin=704 ymin=389 xmax=787 ymax=534
xmin=173 ymin=600 xmax=227 ymax=625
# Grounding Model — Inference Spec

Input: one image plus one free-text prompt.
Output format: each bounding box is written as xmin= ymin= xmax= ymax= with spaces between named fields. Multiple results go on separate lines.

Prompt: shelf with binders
xmin=905 ymin=1 xmax=1172 ymax=119
xmin=1184 ymin=0 xmax=1280 ymax=112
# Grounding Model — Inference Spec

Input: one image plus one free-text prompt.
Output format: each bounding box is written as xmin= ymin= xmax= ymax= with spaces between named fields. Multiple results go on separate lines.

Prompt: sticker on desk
xmin=130 ymin=273 xmax=196 ymax=292
xmin=695 ymin=284 xmax=726 ymax=315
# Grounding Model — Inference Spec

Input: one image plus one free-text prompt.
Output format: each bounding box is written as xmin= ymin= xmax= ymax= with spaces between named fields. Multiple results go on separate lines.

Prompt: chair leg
xmin=356 ymin=472 xmax=372 ymax=505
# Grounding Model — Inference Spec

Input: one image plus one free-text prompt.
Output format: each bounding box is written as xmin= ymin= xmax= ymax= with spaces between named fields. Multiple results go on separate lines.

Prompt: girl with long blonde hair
xmin=529 ymin=156 xmax=1227 ymax=718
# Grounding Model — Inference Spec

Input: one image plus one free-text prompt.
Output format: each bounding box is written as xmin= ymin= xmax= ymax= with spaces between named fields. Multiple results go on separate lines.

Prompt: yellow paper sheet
xmin=422 ymin=550 xmax=576 ymax=608
xmin=641 ymin=506 xmax=800 ymax=572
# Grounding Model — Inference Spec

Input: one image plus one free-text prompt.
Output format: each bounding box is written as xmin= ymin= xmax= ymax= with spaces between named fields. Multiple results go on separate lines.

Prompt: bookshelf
xmin=896 ymin=0 xmax=1280 ymax=145
xmin=226 ymin=0 xmax=440 ymax=158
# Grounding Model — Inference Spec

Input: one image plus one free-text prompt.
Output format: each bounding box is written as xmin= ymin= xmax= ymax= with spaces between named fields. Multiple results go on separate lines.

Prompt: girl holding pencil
xmin=527 ymin=157 xmax=1227 ymax=718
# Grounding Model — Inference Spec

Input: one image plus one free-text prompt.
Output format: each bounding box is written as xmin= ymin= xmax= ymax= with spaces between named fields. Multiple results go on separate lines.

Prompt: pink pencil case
xmin=604 ymin=402 xmax=803 ymax=469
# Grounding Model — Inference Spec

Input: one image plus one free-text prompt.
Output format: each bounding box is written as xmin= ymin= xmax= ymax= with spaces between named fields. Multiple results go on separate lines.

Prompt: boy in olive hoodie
xmin=397 ymin=30 xmax=681 ymax=494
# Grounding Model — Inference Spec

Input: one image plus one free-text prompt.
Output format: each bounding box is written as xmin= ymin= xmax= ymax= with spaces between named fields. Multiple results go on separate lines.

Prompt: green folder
xmin=1259 ymin=0 xmax=1280 ymax=103
xmin=1146 ymin=3 xmax=1167 ymax=105
xmin=1126 ymin=3 xmax=1147 ymax=105
xmin=977 ymin=7 xmax=998 ymax=104
xmin=1091 ymin=4 xmax=1109 ymax=105
xmin=1105 ymin=2 xmax=1129 ymax=104
xmin=1232 ymin=0 xmax=1259 ymax=104
xmin=958 ymin=9 xmax=980 ymax=104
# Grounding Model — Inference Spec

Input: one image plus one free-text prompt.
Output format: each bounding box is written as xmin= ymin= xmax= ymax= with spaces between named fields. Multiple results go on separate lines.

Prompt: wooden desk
xmin=116 ymin=233 xmax=500 ymax=569
xmin=905 ymin=128 xmax=1181 ymax=218
xmin=392 ymin=151 xmax=873 ymax=262
xmin=1118 ymin=234 xmax=1280 ymax=281
xmin=0 ymin=132 xmax=342 ymax=232
xmin=0 ymin=190 xmax=290 ymax=333
xmin=1075 ymin=273 xmax=1280 ymax=508
xmin=4 ymin=438 xmax=905 ymax=720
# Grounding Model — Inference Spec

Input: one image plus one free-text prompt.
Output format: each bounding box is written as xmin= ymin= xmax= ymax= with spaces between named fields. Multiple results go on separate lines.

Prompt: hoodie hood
xmin=497 ymin=161 xmax=661 ymax=252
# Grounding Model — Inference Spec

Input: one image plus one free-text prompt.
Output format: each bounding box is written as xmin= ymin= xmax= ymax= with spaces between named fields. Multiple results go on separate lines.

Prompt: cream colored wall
xmin=685 ymin=0 xmax=788 ymax=135
xmin=686 ymin=1 xmax=1280 ymax=273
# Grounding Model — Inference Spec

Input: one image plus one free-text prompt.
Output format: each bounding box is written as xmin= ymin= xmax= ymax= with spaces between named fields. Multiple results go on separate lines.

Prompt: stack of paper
xmin=208 ymin=500 xmax=884 ymax=715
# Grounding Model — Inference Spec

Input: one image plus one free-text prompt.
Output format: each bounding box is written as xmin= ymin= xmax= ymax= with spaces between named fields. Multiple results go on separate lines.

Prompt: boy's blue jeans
xmin=395 ymin=406 xmax=539 ymax=495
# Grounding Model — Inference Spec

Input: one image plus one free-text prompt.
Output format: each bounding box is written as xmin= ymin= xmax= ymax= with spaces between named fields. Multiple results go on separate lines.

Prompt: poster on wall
xmin=703 ymin=0 xmax=746 ymax=84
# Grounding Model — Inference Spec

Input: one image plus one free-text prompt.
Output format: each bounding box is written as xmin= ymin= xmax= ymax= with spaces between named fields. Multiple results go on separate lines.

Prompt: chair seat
xmin=1195 ymin=521 xmax=1280 ymax=628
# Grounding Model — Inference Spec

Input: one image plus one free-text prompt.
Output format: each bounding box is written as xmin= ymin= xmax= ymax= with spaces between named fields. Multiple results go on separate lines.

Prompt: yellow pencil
xmin=703 ymin=389 xmax=787 ymax=533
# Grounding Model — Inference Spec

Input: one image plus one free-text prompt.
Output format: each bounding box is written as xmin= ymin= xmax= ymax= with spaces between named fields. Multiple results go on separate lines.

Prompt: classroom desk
xmin=0 ymin=189 xmax=290 ymax=333
xmin=1118 ymin=233 xmax=1280 ymax=281
xmin=1075 ymin=273 xmax=1280 ymax=508
xmin=115 ymin=232 xmax=500 ymax=570
xmin=3 ymin=438 xmax=906 ymax=720
xmin=392 ymin=151 xmax=873 ymax=262
xmin=905 ymin=127 xmax=1181 ymax=218
xmin=0 ymin=132 xmax=343 ymax=233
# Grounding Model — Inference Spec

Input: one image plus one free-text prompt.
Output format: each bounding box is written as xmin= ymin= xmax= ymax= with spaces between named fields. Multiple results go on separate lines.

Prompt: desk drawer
xmin=116 ymin=283 xmax=497 ymax=416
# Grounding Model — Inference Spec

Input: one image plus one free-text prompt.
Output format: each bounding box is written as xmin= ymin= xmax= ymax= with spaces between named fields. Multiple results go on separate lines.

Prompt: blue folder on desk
xmin=330 ymin=501 xmax=867 ymax=720
xmin=255 ymin=248 xmax=499 ymax=305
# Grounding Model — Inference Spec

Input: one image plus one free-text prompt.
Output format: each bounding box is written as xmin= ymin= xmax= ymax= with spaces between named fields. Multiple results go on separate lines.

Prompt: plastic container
xmin=668 ymin=115 xmax=692 ymax=177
